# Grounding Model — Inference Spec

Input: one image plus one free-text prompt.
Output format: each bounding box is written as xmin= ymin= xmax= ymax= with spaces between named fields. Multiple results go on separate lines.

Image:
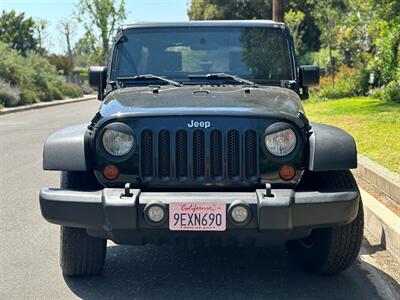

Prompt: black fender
xmin=308 ymin=123 xmax=357 ymax=171
xmin=43 ymin=124 xmax=92 ymax=171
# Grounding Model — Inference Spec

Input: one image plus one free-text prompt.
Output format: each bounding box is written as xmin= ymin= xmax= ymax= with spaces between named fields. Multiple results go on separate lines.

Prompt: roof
xmin=121 ymin=20 xmax=286 ymax=30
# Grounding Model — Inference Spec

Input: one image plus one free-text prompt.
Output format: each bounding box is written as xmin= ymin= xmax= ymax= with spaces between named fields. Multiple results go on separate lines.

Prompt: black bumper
xmin=39 ymin=188 xmax=360 ymax=246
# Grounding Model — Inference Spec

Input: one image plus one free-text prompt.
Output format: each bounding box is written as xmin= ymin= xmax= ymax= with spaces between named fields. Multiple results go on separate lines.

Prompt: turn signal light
xmin=103 ymin=164 xmax=119 ymax=180
xmin=279 ymin=165 xmax=296 ymax=181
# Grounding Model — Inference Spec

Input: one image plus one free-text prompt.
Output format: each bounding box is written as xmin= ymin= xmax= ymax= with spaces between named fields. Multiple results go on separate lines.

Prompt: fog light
xmin=103 ymin=164 xmax=119 ymax=180
xmin=144 ymin=202 xmax=167 ymax=225
xmin=148 ymin=205 xmax=165 ymax=223
xmin=228 ymin=201 xmax=251 ymax=226
xmin=231 ymin=206 xmax=248 ymax=223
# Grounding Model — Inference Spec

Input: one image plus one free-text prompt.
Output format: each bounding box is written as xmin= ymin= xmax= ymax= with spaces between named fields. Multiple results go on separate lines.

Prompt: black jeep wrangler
xmin=40 ymin=21 xmax=363 ymax=276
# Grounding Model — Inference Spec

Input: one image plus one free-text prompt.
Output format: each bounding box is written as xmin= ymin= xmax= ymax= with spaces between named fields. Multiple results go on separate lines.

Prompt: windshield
xmin=112 ymin=26 xmax=294 ymax=83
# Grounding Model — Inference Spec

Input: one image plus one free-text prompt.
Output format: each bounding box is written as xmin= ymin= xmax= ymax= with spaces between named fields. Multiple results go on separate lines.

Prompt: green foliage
xmin=59 ymin=83 xmax=84 ymax=98
xmin=76 ymin=0 xmax=126 ymax=64
xmin=381 ymin=81 xmax=400 ymax=103
xmin=284 ymin=9 xmax=305 ymax=52
xmin=0 ymin=43 xmax=83 ymax=106
xmin=188 ymin=0 xmax=320 ymax=52
xmin=371 ymin=19 xmax=400 ymax=84
xmin=311 ymin=48 xmax=344 ymax=73
xmin=0 ymin=79 xmax=21 ymax=107
xmin=47 ymin=55 xmax=74 ymax=76
xmin=0 ymin=10 xmax=38 ymax=56
xmin=188 ymin=0 xmax=272 ymax=20
xmin=313 ymin=66 xmax=369 ymax=100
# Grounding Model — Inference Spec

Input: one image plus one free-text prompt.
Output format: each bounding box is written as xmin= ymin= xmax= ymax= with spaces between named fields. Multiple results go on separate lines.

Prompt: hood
xmin=99 ymin=85 xmax=306 ymax=127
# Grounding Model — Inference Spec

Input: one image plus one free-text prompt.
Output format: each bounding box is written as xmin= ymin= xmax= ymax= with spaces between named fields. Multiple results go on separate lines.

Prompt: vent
xmin=210 ymin=130 xmax=223 ymax=179
xmin=175 ymin=129 xmax=188 ymax=179
xmin=141 ymin=129 xmax=153 ymax=178
xmin=227 ymin=129 xmax=240 ymax=179
xmin=245 ymin=130 xmax=257 ymax=179
xmin=158 ymin=129 xmax=170 ymax=178
xmin=193 ymin=130 xmax=205 ymax=179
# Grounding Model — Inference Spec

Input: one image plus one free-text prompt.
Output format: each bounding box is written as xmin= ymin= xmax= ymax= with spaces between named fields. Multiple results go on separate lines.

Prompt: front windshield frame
xmin=109 ymin=25 xmax=297 ymax=85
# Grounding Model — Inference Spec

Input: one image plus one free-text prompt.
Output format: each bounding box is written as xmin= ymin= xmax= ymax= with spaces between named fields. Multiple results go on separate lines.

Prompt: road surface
xmin=0 ymin=100 xmax=399 ymax=299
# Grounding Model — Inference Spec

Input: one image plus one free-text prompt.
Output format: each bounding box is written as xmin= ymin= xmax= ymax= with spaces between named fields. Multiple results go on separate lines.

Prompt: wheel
xmin=60 ymin=171 xmax=106 ymax=276
xmin=286 ymin=170 xmax=364 ymax=275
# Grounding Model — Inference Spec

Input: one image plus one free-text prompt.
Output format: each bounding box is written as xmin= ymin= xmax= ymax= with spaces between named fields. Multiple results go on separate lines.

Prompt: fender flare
xmin=308 ymin=123 xmax=357 ymax=171
xmin=43 ymin=124 xmax=92 ymax=171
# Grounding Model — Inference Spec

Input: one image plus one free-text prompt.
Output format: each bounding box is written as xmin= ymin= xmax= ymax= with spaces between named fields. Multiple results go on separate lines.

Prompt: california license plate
xmin=169 ymin=203 xmax=226 ymax=231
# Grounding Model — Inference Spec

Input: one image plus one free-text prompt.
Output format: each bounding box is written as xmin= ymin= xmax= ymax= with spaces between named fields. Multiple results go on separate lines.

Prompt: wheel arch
xmin=43 ymin=124 xmax=93 ymax=171
xmin=307 ymin=123 xmax=357 ymax=171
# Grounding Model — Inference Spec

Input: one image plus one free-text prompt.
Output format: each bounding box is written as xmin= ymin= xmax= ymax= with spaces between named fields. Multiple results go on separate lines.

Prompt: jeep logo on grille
xmin=187 ymin=120 xmax=211 ymax=129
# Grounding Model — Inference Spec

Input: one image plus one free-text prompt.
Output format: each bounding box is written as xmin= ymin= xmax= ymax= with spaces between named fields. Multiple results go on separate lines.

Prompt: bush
xmin=59 ymin=83 xmax=83 ymax=98
xmin=0 ymin=43 xmax=84 ymax=106
xmin=312 ymin=65 xmax=369 ymax=99
xmin=0 ymin=79 xmax=21 ymax=107
xmin=381 ymin=81 xmax=400 ymax=103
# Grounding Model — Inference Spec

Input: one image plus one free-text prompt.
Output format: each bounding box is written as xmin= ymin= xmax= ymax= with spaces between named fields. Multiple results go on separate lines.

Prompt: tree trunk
xmin=273 ymin=0 xmax=285 ymax=22
xmin=329 ymin=44 xmax=335 ymax=87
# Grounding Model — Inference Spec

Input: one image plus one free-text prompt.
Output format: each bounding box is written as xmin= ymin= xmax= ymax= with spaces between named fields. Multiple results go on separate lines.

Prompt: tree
xmin=311 ymin=0 xmax=346 ymax=85
xmin=285 ymin=9 xmax=305 ymax=51
xmin=34 ymin=18 xmax=50 ymax=54
xmin=76 ymin=0 xmax=126 ymax=65
xmin=58 ymin=19 xmax=76 ymax=62
xmin=47 ymin=54 xmax=74 ymax=77
xmin=188 ymin=0 xmax=272 ymax=20
xmin=188 ymin=0 xmax=320 ymax=55
xmin=0 ymin=10 xmax=37 ymax=56
xmin=272 ymin=0 xmax=284 ymax=22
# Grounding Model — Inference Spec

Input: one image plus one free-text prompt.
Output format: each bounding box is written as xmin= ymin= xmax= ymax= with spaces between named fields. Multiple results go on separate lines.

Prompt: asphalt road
xmin=0 ymin=100 xmax=398 ymax=299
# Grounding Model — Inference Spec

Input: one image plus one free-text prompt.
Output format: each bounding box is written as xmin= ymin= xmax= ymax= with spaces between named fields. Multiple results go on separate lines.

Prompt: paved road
xmin=0 ymin=100 xmax=398 ymax=299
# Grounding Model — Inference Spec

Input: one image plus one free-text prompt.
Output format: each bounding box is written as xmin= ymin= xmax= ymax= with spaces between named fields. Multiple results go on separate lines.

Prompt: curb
xmin=355 ymin=155 xmax=400 ymax=204
xmin=361 ymin=188 xmax=400 ymax=263
xmin=0 ymin=95 xmax=96 ymax=115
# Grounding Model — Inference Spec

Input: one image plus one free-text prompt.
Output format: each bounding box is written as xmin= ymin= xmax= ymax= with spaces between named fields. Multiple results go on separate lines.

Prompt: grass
xmin=304 ymin=97 xmax=400 ymax=173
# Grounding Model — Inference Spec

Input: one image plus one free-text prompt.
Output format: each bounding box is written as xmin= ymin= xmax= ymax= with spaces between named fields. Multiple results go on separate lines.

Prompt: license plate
xmin=169 ymin=203 xmax=226 ymax=231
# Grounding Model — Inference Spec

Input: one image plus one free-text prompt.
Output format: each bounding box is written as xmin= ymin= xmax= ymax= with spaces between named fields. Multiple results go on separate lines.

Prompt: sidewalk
xmin=0 ymin=95 xmax=96 ymax=115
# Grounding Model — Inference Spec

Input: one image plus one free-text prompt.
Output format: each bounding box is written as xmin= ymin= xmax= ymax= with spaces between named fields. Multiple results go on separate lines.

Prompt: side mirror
xmin=299 ymin=65 xmax=320 ymax=100
xmin=89 ymin=66 xmax=107 ymax=100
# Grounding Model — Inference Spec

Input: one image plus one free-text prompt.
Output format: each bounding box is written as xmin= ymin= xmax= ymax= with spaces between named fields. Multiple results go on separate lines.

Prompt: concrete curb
xmin=356 ymin=155 xmax=400 ymax=204
xmin=361 ymin=188 xmax=400 ymax=263
xmin=0 ymin=95 xmax=96 ymax=115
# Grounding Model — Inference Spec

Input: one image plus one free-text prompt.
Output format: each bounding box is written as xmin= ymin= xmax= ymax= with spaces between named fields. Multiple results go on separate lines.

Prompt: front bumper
xmin=39 ymin=188 xmax=360 ymax=246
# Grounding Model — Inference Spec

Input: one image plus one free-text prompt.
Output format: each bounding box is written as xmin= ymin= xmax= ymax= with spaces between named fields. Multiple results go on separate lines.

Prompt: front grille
xmin=141 ymin=129 xmax=153 ymax=178
xmin=227 ymin=129 xmax=240 ymax=179
xmin=193 ymin=130 xmax=205 ymax=179
xmin=140 ymin=128 xmax=258 ymax=183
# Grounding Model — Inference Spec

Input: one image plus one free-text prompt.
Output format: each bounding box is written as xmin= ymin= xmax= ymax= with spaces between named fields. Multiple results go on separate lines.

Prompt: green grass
xmin=304 ymin=97 xmax=400 ymax=173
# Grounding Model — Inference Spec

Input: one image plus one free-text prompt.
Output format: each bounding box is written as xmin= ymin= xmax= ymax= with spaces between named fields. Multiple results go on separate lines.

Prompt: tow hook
xmin=121 ymin=183 xmax=133 ymax=198
xmin=264 ymin=183 xmax=274 ymax=198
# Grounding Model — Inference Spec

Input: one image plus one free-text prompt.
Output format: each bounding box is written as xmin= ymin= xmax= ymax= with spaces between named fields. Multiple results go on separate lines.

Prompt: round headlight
xmin=102 ymin=129 xmax=134 ymax=156
xmin=265 ymin=128 xmax=296 ymax=157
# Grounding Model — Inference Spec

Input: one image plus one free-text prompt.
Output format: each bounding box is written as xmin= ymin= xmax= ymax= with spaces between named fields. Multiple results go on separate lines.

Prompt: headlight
xmin=102 ymin=129 xmax=134 ymax=156
xmin=264 ymin=127 xmax=296 ymax=157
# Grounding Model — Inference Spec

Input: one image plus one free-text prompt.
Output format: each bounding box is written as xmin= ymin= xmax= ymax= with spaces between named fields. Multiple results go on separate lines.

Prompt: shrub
xmin=80 ymin=82 xmax=94 ymax=95
xmin=381 ymin=81 xmax=400 ymax=103
xmin=59 ymin=83 xmax=83 ymax=98
xmin=0 ymin=43 xmax=84 ymax=106
xmin=312 ymin=65 xmax=369 ymax=99
xmin=0 ymin=79 xmax=21 ymax=107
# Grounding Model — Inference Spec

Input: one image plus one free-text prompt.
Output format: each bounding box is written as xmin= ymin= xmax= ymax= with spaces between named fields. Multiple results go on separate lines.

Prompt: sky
xmin=1 ymin=0 xmax=190 ymax=54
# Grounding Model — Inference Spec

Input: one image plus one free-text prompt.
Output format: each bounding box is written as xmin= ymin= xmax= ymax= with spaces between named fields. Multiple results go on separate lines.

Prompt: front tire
xmin=286 ymin=170 xmax=364 ymax=275
xmin=60 ymin=171 xmax=106 ymax=276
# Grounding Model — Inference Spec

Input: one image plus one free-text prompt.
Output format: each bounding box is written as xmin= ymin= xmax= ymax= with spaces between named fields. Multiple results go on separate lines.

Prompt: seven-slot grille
xmin=140 ymin=128 xmax=258 ymax=183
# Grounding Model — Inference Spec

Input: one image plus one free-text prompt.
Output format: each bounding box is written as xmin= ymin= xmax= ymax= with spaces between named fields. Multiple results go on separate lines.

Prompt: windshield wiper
xmin=188 ymin=73 xmax=256 ymax=86
xmin=117 ymin=74 xmax=181 ymax=87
